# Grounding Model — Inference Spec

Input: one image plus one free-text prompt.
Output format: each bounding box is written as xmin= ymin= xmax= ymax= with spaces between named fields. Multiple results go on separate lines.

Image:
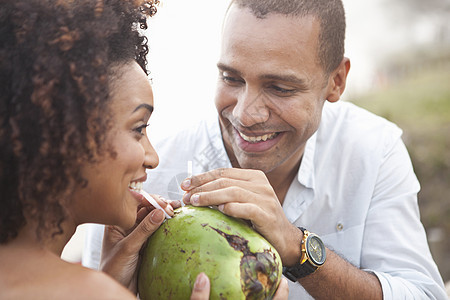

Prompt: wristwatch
xmin=282 ymin=227 xmax=326 ymax=281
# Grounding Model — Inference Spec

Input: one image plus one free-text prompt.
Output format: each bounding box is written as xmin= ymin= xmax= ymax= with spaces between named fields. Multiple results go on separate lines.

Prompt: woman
xmin=0 ymin=0 xmax=211 ymax=298
xmin=0 ymin=0 xmax=288 ymax=298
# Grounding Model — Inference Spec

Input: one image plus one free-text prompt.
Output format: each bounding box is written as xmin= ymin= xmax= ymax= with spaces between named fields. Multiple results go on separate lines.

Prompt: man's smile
xmin=238 ymin=131 xmax=279 ymax=143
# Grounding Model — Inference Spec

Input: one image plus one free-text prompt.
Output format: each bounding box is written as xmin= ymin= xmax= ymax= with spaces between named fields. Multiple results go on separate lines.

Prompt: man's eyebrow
xmin=217 ymin=62 xmax=308 ymax=86
xmin=133 ymin=103 xmax=154 ymax=113
xmin=217 ymin=63 xmax=242 ymax=77
xmin=261 ymin=73 xmax=308 ymax=86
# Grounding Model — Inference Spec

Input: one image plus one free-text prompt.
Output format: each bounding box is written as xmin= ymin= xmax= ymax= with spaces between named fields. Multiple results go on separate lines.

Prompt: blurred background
xmin=63 ymin=0 xmax=450 ymax=291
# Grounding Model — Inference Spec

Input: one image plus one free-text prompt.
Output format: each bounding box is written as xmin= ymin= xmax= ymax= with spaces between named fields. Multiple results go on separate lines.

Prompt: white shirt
xmin=82 ymin=101 xmax=446 ymax=299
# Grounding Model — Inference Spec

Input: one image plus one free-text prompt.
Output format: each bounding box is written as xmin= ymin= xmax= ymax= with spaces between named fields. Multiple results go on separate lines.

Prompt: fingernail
xmin=194 ymin=273 xmax=207 ymax=290
xmin=150 ymin=209 xmax=164 ymax=224
xmin=182 ymin=192 xmax=191 ymax=204
xmin=181 ymin=178 xmax=191 ymax=189
xmin=218 ymin=204 xmax=224 ymax=212
xmin=191 ymin=194 xmax=199 ymax=205
xmin=169 ymin=199 xmax=182 ymax=209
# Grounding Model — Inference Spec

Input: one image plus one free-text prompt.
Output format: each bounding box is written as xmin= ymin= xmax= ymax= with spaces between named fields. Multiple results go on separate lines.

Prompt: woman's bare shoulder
xmin=58 ymin=263 xmax=136 ymax=299
xmin=0 ymin=257 xmax=135 ymax=300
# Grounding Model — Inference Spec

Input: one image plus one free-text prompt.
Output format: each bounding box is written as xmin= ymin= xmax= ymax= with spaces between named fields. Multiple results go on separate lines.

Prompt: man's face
xmin=215 ymin=5 xmax=333 ymax=174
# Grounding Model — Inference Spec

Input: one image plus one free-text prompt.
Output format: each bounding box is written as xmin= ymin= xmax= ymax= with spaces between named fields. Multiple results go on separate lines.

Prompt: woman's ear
xmin=325 ymin=57 xmax=351 ymax=103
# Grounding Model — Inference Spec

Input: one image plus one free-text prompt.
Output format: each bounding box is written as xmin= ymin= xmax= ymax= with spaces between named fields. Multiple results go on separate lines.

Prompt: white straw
xmin=187 ymin=160 xmax=193 ymax=178
xmin=140 ymin=189 xmax=172 ymax=219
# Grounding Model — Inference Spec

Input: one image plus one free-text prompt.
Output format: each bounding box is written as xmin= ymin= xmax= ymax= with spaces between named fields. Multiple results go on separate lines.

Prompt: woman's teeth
xmin=239 ymin=132 xmax=278 ymax=143
xmin=129 ymin=181 xmax=143 ymax=192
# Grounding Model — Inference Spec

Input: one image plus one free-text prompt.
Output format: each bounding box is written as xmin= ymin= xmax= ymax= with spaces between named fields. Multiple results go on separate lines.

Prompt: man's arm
xmin=181 ymin=157 xmax=446 ymax=299
xmin=355 ymin=136 xmax=446 ymax=299
xmin=181 ymin=168 xmax=384 ymax=299
xmin=300 ymin=249 xmax=382 ymax=299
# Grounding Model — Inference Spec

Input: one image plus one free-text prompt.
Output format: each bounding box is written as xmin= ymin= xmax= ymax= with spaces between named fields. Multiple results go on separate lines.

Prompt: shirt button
xmin=336 ymin=223 xmax=344 ymax=231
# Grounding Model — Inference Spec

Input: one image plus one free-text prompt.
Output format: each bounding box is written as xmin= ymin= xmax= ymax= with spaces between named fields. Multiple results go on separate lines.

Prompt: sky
xmin=144 ymin=0 xmax=433 ymax=140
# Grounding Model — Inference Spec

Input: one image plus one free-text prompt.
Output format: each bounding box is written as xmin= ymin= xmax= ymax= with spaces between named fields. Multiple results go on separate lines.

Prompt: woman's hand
xmin=190 ymin=273 xmax=210 ymax=300
xmin=100 ymin=194 xmax=174 ymax=293
xmin=189 ymin=274 xmax=288 ymax=300
xmin=273 ymin=278 xmax=289 ymax=299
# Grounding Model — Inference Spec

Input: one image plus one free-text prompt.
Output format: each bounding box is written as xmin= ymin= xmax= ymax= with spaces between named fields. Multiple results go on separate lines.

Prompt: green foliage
xmin=353 ymin=68 xmax=450 ymax=125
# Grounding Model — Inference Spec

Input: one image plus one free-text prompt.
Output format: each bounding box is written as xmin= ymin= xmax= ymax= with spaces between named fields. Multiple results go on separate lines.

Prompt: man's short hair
xmin=229 ymin=0 xmax=346 ymax=74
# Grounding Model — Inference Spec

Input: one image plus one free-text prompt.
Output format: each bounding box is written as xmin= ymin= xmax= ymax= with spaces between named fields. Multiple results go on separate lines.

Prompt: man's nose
xmin=232 ymin=87 xmax=269 ymax=127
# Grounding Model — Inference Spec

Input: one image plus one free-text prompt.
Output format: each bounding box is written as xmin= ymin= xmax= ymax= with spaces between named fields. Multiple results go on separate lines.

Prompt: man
xmin=85 ymin=0 xmax=446 ymax=298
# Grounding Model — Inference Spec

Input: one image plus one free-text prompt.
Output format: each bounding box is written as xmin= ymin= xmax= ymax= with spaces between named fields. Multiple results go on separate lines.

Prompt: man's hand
xmin=100 ymin=194 xmax=174 ymax=293
xmin=181 ymin=168 xmax=301 ymax=265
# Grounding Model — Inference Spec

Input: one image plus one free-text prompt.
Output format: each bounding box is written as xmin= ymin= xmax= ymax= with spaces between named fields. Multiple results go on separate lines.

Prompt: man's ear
xmin=325 ymin=57 xmax=350 ymax=103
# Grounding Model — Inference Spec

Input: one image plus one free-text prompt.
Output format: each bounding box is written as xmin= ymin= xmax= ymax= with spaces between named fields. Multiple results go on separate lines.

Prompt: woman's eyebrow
xmin=133 ymin=103 xmax=154 ymax=113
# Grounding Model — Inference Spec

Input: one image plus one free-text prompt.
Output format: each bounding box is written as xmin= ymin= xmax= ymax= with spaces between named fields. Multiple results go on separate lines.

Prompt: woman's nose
xmin=143 ymin=137 xmax=159 ymax=169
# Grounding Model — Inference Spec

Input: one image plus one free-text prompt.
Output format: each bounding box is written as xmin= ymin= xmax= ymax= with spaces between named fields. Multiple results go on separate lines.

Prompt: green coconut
xmin=138 ymin=206 xmax=282 ymax=300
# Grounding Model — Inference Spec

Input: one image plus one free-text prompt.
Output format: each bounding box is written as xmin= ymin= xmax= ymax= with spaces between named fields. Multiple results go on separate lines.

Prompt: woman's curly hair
xmin=0 ymin=0 xmax=159 ymax=244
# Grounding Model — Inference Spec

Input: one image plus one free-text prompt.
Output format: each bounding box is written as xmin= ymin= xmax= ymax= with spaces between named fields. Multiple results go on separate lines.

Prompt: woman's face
xmin=71 ymin=61 xmax=159 ymax=229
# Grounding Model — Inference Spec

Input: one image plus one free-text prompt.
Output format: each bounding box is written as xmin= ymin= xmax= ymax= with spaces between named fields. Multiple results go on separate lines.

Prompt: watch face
xmin=306 ymin=234 xmax=326 ymax=266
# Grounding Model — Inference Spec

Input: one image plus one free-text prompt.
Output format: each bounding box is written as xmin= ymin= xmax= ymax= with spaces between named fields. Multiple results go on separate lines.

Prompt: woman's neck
xmin=10 ymin=218 xmax=77 ymax=257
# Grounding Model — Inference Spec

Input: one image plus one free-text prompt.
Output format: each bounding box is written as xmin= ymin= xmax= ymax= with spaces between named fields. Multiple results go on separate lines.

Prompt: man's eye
xmin=220 ymin=71 xmax=243 ymax=84
xmin=271 ymin=85 xmax=296 ymax=95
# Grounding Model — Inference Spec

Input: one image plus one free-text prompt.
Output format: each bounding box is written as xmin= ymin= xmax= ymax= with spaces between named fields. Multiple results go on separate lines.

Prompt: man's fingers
xmin=185 ymin=177 xmax=258 ymax=197
xmin=181 ymin=168 xmax=267 ymax=191
xmin=216 ymin=202 xmax=260 ymax=222
xmin=190 ymin=272 xmax=210 ymax=300
xmin=184 ymin=186 xmax=252 ymax=206
xmin=273 ymin=278 xmax=289 ymax=300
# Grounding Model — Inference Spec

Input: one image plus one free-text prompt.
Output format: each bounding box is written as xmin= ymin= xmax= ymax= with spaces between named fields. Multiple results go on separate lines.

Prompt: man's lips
xmin=233 ymin=128 xmax=283 ymax=152
xmin=238 ymin=131 xmax=279 ymax=143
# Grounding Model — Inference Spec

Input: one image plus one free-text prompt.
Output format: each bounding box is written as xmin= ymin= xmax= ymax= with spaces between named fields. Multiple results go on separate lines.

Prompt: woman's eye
xmin=134 ymin=124 xmax=149 ymax=136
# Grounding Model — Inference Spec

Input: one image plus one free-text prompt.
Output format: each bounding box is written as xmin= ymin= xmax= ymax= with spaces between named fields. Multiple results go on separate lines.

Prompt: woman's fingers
xmin=140 ymin=193 xmax=175 ymax=217
xmin=190 ymin=273 xmax=210 ymax=300
xmin=115 ymin=209 xmax=165 ymax=256
xmin=273 ymin=278 xmax=289 ymax=300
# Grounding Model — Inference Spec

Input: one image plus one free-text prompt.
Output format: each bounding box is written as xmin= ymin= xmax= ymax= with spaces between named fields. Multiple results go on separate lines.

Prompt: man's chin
xmin=233 ymin=155 xmax=276 ymax=174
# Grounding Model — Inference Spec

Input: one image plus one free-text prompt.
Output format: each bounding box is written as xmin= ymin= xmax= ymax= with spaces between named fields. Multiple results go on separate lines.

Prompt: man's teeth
xmin=129 ymin=181 xmax=143 ymax=192
xmin=239 ymin=132 xmax=278 ymax=143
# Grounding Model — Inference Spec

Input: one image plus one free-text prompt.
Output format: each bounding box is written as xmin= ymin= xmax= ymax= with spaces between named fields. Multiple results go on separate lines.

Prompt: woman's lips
xmin=129 ymin=188 xmax=144 ymax=203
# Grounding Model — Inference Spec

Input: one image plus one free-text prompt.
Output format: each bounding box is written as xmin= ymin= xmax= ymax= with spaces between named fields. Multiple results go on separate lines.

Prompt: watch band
xmin=282 ymin=260 xmax=317 ymax=281
xmin=282 ymin=227 xmax=324 ymax=282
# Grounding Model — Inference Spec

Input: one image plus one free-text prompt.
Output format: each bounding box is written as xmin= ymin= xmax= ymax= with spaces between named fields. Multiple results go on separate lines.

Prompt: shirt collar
xmin=297 ymin=131 xmax=317 ymax=191
xmin=207 ymin=117 xmax=232 ymax=169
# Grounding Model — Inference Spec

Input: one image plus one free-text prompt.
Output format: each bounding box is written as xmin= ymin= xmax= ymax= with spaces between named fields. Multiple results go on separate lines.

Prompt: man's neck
xmin=226 ymin=147 xmax=303 ymax=205
xmin=266 ymin=154 xmax=302 ymax=205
